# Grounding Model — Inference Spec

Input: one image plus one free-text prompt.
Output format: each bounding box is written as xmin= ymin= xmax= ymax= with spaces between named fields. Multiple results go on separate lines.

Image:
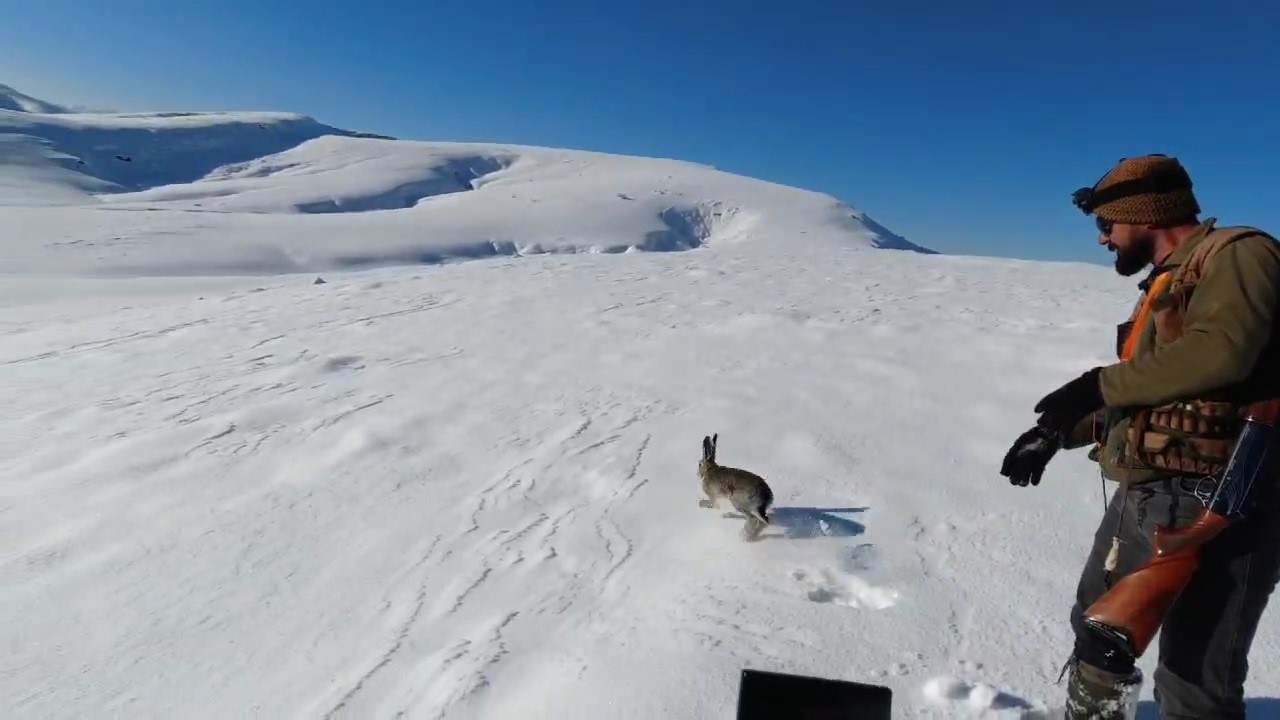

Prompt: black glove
xmin=1034 ymin=366 xmax=1105 ymax=439
xmin=1000 ymin=417 xmax=1061 ymax=486
xmin=1000 ymin=367 xmax=1106 ymax=487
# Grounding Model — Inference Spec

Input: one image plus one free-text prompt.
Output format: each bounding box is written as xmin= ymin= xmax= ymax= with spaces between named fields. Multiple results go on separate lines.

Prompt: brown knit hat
xmin=1072 ymin=154 xmax=1200 ymax=226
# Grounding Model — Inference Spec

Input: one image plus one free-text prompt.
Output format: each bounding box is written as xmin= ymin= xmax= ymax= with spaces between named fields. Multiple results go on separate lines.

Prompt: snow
xmin=0 ymin=84 xmax=71 ymax=114
xmin=4 ymin=85 xmax=1280 ymax=719
xmin=0 ymin=87 xmax=928 ymax=277
xmin=0 ymin=88 xmax=385 ymax=207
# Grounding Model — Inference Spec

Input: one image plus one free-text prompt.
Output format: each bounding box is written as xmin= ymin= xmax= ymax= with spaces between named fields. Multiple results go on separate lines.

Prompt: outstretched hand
xmin=1000 ymin=367 xmax=1105 ymax=487
xmin=1000 ymin=420 xmax=1061 ymax=486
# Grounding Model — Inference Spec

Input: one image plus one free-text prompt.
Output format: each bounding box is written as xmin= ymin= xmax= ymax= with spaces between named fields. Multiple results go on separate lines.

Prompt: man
xmin=999 ymin=154 xmax=1280 ymax=719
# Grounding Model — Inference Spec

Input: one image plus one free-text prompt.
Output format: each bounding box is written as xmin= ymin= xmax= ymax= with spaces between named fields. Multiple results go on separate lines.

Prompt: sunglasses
xmin=1096 ymin=217 xmax=1114 ymax=236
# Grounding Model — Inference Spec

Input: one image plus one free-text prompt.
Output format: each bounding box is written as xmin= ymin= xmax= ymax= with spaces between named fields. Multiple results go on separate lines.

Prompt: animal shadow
xmin=1137 ymin=697 xmax=1280 ymax=719
xmin=722 ymin=506 xmax=867 ymax=540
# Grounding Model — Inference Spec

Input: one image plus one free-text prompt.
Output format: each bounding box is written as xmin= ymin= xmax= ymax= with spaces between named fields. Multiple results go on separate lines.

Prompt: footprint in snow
xmin=791 ymin=566 xmax=898 ymax=610
xmin=322 ymin=355 xmax=364 ymax=373
xmin=921 ymin=675 xmax=1037 ymax=717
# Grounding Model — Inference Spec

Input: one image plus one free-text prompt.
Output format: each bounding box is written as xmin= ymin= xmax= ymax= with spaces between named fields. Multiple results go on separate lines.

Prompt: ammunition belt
xmin=1125 ymin=400 xmax=1243 ymax=477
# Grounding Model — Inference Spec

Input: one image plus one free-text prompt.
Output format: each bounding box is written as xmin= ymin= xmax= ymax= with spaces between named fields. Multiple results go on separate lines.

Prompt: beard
xmin=1113 ymin=233 xmax=1155 ymax=276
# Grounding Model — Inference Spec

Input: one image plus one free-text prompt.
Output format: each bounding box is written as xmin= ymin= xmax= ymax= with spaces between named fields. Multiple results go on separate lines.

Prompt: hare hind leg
xmin=741 ymin=513 xmax=766 ymax=541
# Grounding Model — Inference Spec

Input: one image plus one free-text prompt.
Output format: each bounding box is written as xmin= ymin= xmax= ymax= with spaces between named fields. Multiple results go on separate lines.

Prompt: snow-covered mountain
xmin=0 ymin=83 xmax=930 ymax=277
xmin=0 ymin=85 xmax=391 ymax=210
xmin=5 ymin=85 xmax=1278 ymax=720
xmin=0 ymin=83 xmax=72 ymax=114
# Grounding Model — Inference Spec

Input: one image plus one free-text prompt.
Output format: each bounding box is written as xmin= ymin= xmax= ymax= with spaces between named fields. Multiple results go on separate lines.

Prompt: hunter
xmin=999 ymin=154 xmax=1280 ymax=719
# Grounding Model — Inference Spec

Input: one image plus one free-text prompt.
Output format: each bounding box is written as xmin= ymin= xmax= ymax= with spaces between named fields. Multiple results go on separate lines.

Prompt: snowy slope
xmin=0 ymin=84 xmax=930 ymax=276
xmin=0 ymin=90 xmax=389 ymax=207
xmin=0 ymin=83 xmax=70 ymax=114
xmin=5 ymin=86 xmax=1280 ymax=720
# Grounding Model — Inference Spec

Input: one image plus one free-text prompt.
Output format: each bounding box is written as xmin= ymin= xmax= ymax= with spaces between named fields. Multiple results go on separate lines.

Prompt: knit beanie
xmin=1075 ymin=155 xmax=1201 ymax=226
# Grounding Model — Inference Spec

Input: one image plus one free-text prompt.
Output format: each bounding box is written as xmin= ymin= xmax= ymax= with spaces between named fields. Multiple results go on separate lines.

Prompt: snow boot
xmin=1063 ymin=658 xmax=1143 ymax=719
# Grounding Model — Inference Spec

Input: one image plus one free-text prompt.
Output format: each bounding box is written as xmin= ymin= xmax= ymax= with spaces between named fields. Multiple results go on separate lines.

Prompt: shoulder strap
xmin=1173 ymin=226 xmax=1272 ymax=289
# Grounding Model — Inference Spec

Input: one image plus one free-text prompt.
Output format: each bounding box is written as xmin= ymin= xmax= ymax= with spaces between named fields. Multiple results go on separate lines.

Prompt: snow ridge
xmin=0 ymin=83 xmax=71 ymax=114
xmin=0 ymin=83 xmax=933 ymax=276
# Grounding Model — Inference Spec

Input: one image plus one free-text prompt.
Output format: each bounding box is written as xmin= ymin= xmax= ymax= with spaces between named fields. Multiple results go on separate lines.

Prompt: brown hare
xmin=698 ymin=433 xmax=774 ymax=541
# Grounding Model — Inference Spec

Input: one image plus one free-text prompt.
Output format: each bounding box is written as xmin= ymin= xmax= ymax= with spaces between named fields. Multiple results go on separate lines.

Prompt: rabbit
xmin=698 ymin=433 xmax=774 ymax=541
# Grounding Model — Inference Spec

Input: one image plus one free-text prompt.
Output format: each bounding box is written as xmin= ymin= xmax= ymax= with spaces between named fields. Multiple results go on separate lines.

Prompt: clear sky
xmin=4 ymin=1 xmax=1278 ymax=264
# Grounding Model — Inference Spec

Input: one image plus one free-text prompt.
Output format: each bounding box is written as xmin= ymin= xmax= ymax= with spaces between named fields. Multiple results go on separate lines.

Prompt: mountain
xmin=0 ymin=83 xmax=72 ymax=113
xmin=0 ymin=84 xmax=932 ymax=277
xmin=0 ymin=93 xmax=389 ymax=208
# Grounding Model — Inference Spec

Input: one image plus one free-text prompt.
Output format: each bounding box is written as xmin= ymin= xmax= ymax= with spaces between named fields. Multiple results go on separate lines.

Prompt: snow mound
xmin=112 ymin=136 xmax=517 ymax=214
xmin=921 ymin=674 xmax=1038 ymax=717
xmin=0 ymin=83 xmax=934 ymax=277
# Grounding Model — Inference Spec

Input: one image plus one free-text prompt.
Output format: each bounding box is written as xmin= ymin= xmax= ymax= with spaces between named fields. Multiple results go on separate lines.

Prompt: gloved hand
xmin=1000 ymin=367 xmax=1106 ymax=487
xmin=1000 ymin=416 xmax=1061 ymax=486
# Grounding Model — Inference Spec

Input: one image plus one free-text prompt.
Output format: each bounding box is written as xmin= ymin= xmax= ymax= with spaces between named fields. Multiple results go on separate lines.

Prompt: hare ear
xmin=702 ymin=436 xmax=711 ymax=460
xmin=711 ymin=433 xmax=718 ymax=457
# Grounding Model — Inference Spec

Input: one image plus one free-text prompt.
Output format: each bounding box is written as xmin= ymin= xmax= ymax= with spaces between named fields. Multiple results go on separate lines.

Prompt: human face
xmin=1097 ymin=217 xmax=1155 ymax=276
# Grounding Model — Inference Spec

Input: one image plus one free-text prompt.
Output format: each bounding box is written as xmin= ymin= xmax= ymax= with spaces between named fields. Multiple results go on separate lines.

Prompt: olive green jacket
xmin=1075 ymin=219 xmax=1280 ymax=484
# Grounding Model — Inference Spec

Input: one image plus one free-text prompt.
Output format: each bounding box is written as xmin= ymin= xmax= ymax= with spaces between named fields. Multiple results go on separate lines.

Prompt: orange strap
xmin=1121 ymin=272 xmax=1171 ymax=361
xmin=1092 ymin=272 xmax=1172 ymax=449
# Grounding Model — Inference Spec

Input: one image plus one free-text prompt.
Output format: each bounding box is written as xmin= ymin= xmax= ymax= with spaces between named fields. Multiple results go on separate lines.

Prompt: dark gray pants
xmin=1069 ymin=477 xmax=1280 ymax=719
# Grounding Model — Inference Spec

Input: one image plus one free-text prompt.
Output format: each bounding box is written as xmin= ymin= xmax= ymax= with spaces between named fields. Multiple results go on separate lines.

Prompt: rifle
xmin=1081 ymin=397 xmax=1280 ymax=661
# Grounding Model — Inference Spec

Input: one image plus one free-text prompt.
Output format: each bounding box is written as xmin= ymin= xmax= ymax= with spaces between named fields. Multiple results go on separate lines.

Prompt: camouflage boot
xmin=1063 ymin=658 xmax=1143 ymax=719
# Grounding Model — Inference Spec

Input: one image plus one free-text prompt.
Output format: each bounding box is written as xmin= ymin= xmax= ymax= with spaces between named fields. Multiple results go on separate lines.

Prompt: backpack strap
xmin=1171 ymin=226 xmax=1271 ymax=291
xmin=1152 ymin=225 xmax=1273 ymax=319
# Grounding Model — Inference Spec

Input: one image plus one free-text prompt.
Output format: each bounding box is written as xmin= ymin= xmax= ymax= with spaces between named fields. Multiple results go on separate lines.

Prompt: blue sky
xmin=4 ymin=1 xmax=1279 ymax=263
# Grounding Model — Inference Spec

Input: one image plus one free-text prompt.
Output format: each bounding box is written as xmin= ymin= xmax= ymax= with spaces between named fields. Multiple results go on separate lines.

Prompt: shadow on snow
xmin=721 ymin=506 xmax=868 ymax=540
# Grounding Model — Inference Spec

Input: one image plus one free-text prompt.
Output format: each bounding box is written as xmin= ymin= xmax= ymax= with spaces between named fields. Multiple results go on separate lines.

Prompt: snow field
xmin=6 ymin=83 xmax=1280 ymax=718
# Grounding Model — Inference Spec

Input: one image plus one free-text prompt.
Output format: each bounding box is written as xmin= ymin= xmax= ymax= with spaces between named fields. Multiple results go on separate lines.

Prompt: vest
xmin=1113 ymin=225 xmax=1276 ymax=477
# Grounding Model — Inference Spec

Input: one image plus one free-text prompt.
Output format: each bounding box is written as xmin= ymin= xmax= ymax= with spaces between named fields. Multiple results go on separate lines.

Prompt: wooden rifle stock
xmin=1082 ymin=398 xmax=1280 ymax=660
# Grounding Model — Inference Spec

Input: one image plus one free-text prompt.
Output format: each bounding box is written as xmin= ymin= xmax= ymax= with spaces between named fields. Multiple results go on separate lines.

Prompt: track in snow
xmin=7 ymin=244 xmax=1280 ymax=718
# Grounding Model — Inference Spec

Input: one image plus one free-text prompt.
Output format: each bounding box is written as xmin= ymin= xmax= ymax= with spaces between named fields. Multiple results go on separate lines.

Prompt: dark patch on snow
xmin=330 ymin=240 xmax=522 ymax=269
xmin=322 ymin=356 xmax=363 ymax=372
xmin=723 ymin=506 xmax=868 ymax=540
